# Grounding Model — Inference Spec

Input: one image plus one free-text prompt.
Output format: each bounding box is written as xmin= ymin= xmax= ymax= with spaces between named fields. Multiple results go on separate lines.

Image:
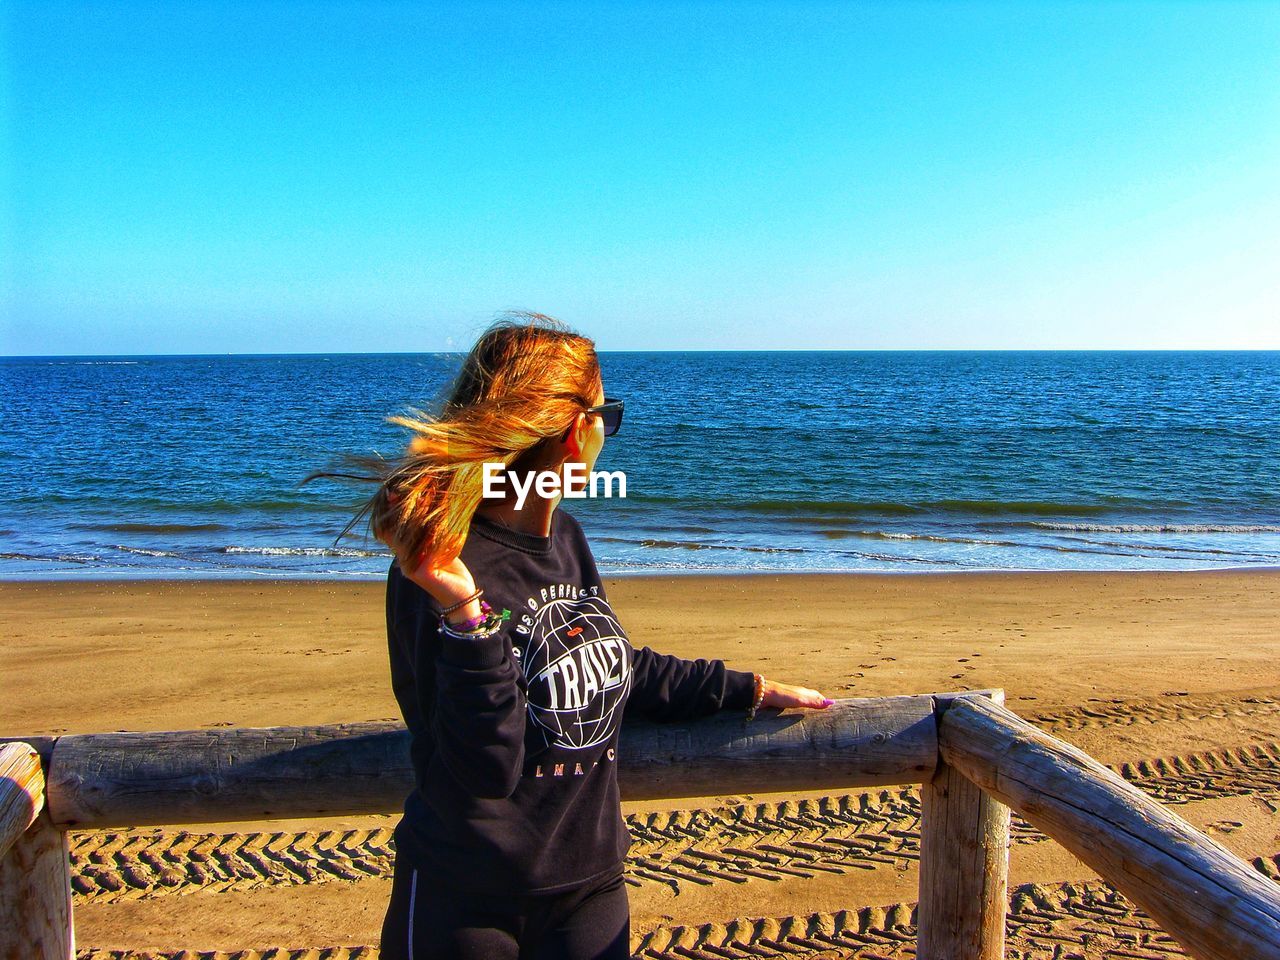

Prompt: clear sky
xmin=3 ymin=1 xmax=1278 ymax=354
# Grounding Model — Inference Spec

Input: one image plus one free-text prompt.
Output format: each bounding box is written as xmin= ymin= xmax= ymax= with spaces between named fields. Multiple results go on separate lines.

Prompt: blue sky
xmin=3 ymin=1 xmax=1278 ymax=354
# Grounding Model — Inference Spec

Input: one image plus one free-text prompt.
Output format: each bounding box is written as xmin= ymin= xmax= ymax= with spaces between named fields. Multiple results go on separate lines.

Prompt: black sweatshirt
xmin=385 ymin=508 xmax=757 ymax=895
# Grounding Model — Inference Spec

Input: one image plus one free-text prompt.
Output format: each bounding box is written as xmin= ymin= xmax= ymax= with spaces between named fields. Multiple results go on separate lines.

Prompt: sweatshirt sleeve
xmin=391 ymin=567 xmax=527 ymax=800
xmin=624 ymin=644 xmax=757 ymax=723
xmin=431 ymin=623 xmax=528 ymax=800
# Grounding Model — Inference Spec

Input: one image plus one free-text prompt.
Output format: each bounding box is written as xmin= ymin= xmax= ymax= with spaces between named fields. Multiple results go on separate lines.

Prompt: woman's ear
xmin=564 ymin=412 xmax=584 ymax=459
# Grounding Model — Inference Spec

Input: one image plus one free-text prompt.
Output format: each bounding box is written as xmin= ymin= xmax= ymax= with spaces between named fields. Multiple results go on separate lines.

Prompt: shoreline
xmin=4 ymin=561 xmax=1280 ymax=584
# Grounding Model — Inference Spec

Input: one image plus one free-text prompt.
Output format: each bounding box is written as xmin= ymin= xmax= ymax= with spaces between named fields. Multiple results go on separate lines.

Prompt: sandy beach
xmin=4 ymin=569 xmax=1279 ymax=958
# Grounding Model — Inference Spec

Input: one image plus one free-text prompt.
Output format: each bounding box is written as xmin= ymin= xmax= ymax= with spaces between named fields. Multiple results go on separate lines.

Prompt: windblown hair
xmin=308 ymin=312 xmax=600 ymax=568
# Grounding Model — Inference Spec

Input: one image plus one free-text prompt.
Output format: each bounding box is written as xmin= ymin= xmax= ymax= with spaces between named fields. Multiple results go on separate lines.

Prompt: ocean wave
xmin=0 ymin=551 xmax=99 ymax=564
xmin=75 ymin=521 xmax=233 ymax=534
xmin=819 ymin=528 xmax=977 ymax=543
xmin=221 ymin=545 xmax=388 ymax=558
xmin=581 ymin=525 xmax=1269 ymax=565
xmin=748 ymin=498 xmax=1132 ymax=518
xmin=595 ymin=551 xmax=974 ymax=572
xmin=635 ymin=538 xmax=807 ymax=554
xmin=111 ymin=544 xmax=196 ymax=558
xmin=1031 ymin=523 xmax=1280 ymax=533
xmin=7 ymin=493 xmax=354 ymax=515
xmin=819 ymin=528 xmax=1048 ymax=549
xmin=624 ymin=496 xmax=1130 ymax=518
xmin=813 ymin=527 xmax=1268 ymax=560
xmin=1066 ymin=536 xmax=1280 ymax=560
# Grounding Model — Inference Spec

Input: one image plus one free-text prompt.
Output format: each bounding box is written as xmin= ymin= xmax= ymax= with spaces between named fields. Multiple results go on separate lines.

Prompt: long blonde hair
xmin=310 ymin=312 xmax=600 ymax=567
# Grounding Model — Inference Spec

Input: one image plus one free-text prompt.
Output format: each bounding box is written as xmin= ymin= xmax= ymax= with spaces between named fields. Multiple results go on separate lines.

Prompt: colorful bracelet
xmin=444 ymin=599 xmax=492 ymax=633
xmin=746 ymin=672 xmax=766 ymax=721
xmin=439 ymin=609 xmax=503 ymax=641
xmin=440 ymin=623 xmax=501 ymax=642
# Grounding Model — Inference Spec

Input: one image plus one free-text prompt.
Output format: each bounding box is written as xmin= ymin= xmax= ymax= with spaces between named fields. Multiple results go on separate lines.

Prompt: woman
xmin=356 ymin=313 xmax=833 ymax=960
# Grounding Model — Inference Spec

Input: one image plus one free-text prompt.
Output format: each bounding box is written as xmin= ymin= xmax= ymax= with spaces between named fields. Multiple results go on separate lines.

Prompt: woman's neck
xmin=475 ymin=495 xmax=560 ymax=537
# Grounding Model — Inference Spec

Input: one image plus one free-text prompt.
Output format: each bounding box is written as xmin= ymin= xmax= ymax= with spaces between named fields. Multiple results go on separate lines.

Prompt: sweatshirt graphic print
xmin=516 ymin=583 xmax=630 ymax=754
xmin=386 ymin=509 xmax=756 ymax=895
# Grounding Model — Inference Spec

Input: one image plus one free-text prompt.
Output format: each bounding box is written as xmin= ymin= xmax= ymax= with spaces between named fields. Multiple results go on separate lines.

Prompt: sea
xmin=2 ymin=351 xmax=1278 ymax=579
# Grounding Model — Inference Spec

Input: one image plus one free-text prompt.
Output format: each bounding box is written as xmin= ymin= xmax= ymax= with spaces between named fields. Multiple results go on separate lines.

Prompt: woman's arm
xmin=389 ymin=563 xmax=527 ymax=801
xmin=429 ymin=611 xmax=527 ymax=800
xmin=625 ymin=644 xmax=756 ymax=722
xmin=625 ymin=643 xmax=835 ymax=723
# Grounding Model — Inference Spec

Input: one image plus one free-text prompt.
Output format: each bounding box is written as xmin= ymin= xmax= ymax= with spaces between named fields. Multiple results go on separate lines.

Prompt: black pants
xmin=379 ymin=853 xmax=631 ymax=960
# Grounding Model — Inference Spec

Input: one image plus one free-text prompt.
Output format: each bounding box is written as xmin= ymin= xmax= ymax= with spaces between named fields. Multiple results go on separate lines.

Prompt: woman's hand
xmin=401 ymin=552 xmax=478 ymax=614
xmin=761 ymin=678 xmax=834 ymax=710
xmin=378 ymin=491 xmax=480 ymax=619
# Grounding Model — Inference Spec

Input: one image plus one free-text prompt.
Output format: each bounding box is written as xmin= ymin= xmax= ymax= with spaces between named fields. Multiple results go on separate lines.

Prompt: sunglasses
xmin=562 ymin=397 xmax=624 ymax=440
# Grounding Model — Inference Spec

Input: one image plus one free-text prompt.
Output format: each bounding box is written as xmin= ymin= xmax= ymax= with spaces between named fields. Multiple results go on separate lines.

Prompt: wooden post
xmin=0 ymin=742 xmax=73 ymax=960
xmin=917 ymin=692 xmax=1010 ymax=960
xmin=0 ymin=743 xmax=45 ymax=860
xmin=940 ymin=696 xmax=1280 ymax=960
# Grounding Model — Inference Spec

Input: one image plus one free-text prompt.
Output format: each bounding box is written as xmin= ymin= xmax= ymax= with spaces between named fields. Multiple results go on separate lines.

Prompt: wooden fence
xmin=2 ymin=689 xmax=1279 ymax=959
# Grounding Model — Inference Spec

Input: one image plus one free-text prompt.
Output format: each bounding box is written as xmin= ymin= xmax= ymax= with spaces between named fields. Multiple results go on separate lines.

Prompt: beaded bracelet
xmin=745 ymin=672 xmax=766 ymax=721
xmin=441 ymin=588 xmax=483 ymax=616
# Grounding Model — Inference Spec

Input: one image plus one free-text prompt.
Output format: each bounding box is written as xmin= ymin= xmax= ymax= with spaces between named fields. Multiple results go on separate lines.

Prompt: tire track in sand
xmin=630 ymin=877 xmax=1204 ymax=958
xmin=78 ymin=951 xmax=375 ymax=960
xmin=73 ymin=871 xmax=1280 ymax=958
xmin=1028 ymin=690 xmax=1280 ymax=733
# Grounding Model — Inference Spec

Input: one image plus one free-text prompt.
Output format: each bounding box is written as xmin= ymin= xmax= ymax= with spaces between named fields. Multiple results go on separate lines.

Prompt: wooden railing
xmin=2 ymin=690 xmax=1278 ymax=959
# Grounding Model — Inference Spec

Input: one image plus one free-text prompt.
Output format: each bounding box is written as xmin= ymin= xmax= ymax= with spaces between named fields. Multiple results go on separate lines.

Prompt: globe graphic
xmin=522 ymin=594 xmax=632 ymax=750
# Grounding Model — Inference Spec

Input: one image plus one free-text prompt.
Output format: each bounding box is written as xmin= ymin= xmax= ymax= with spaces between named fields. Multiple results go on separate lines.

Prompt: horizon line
xmin=6 ymin=347 xmax=1280 ymax=360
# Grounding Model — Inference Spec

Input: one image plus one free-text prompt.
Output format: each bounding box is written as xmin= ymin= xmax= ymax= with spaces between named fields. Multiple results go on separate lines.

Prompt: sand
xmin=3 ymin=569 xmax=1279 ymax=958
